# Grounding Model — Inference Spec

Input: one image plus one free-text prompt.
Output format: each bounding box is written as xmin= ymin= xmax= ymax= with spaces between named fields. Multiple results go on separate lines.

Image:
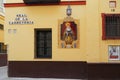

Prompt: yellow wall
xmin=85 ymin=0 xmax=120 ymax=62
xmin=6 ymin=0 xmax=24 ymax=3
xmin=5 ymin=5 xmax=86 ymax=61
xmin=5 ymin=0 xmax=120 ymax=62
xmin=99 ymin=0 xmax=120 ymax=62
xmin=86 ymin=0 xmax=100 ymax=62
xmin=0 ymin=15 xmax=4 ymax=43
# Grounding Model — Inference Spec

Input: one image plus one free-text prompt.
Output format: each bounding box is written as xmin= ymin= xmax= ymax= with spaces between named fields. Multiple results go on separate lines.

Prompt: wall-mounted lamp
xmin=66 ymin=5 xmax=72 ymax=16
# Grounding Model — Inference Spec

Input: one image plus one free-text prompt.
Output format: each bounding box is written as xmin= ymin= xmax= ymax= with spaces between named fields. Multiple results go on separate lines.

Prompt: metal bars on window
xmin=0 ymin=43 xmax=7 ymax=53
xmin=105 ymin=14 xmax=120 ymax=39
xmin=35 ymin=29 xmax=52 ymax=58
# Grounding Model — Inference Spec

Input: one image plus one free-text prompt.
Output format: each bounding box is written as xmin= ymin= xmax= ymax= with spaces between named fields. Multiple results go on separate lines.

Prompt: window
xmin=0 ymin=24 xmax=3 ymax=30
xmin=0 ymin=43 xmax=7 ymax=53
xmin=102 ymin=14 xmax=120 ymax=40
xmin=35 ymin=29 xmax=52 ymax=58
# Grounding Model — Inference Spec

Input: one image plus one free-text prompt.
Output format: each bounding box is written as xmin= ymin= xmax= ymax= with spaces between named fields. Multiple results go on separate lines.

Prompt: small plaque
xmin=109 ymin=1 xmax=116 ymax=8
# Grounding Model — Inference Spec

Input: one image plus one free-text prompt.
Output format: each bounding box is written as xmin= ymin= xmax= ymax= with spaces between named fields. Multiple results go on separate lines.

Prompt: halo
xmin=65 ymin=22 xmax=70 ymax=27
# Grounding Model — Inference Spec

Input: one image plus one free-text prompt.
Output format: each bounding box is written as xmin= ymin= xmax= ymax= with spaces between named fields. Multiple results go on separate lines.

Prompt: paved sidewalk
xmin=0 ymin=66 xmax=81 ymax=80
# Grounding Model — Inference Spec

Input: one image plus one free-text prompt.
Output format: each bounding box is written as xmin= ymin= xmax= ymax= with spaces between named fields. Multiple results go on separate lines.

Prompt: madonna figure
xmin=61 ymin=22 xmax=77 ymax=48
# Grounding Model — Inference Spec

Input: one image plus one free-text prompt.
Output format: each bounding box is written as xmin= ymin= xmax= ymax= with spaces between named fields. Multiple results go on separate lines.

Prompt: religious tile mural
xmin=59 ymin=19 xmax=79 ymax=48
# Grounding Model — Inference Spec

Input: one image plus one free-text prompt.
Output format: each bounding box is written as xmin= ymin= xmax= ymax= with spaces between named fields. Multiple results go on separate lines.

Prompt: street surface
xmin=0 ymin=66 xmax=81 ymax=80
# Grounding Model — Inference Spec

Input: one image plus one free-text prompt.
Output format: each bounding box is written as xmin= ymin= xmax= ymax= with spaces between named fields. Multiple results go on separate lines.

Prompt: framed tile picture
xmin=58 ymin=18 xmax=79 ymax=48
xmin=108 ymin=45 xmax=120 ymax=60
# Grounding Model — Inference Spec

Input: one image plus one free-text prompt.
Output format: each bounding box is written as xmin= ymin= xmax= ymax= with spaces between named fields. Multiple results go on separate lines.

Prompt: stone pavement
xmin=0 ymin=66 xmax=81 ymax=80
